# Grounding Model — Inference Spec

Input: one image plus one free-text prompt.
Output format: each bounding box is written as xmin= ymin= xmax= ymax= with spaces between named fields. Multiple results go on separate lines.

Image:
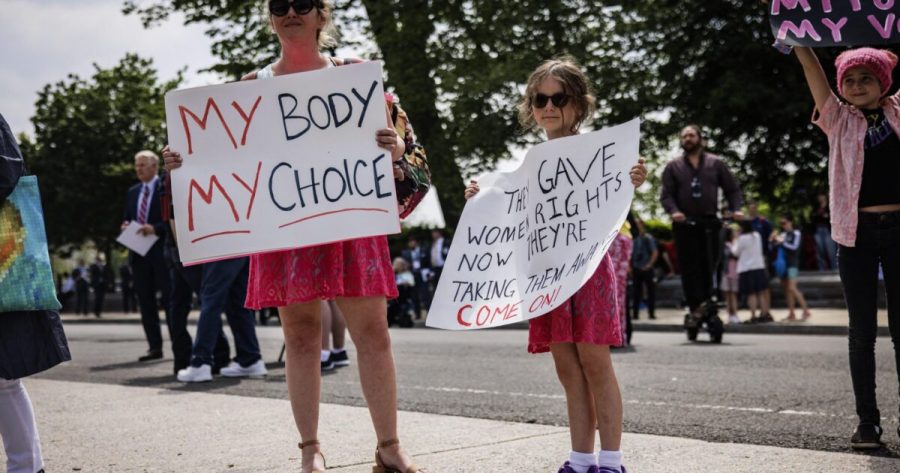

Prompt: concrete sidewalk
xmin=25 ymin=378 xmax=899 ymax=472
xmin=61 ymin=307 xmax=891 ymax=336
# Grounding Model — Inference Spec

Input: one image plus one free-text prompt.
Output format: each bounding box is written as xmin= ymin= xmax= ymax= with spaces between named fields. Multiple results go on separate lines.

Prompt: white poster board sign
xmin=426 ymin=119 xmax=639 ymax=330
xmin=164 ymin=61 xmax=400 ymax=265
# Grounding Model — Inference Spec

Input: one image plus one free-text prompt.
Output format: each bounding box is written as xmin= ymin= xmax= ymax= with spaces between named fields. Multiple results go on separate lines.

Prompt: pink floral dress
xmin=527 ymin=253 xmax=622 ymax=353
xmin=244 ymin=59 xmax=397 ymax=309
xmin=245 ymin=236 xmax=398 ymax=309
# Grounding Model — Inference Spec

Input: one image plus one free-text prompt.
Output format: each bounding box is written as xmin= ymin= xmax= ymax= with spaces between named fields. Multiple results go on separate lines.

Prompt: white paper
xmin=116 ymin=221 xmax=159 ymax=257
xmin=426 ymin=119 xmax=640 ymax=330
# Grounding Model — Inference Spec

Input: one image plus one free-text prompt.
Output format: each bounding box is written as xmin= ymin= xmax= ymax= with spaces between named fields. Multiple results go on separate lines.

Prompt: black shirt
xmin=859 ymin=108 xmax=900 ymax=208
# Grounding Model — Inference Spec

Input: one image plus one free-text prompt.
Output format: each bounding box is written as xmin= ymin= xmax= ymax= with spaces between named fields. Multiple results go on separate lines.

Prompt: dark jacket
xmin=660 ymin=152 xmax=743 ymax=219
xmin=124 ymin=175 xmax=167 ymax=263
xmin=0 ymin=113 xmax=71 ymax=379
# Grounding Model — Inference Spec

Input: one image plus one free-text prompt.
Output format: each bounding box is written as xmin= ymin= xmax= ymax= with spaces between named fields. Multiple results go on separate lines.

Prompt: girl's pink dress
xmin=609 ymin=233 xmax=632 ymax=344
xmin=245 ymin=236 xmax=398 ymax=309
xmin=527 ymin=253 xmax=622 ymax=353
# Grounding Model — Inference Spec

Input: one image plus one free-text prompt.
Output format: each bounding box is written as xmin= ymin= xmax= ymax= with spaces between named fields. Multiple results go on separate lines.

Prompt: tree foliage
xmin=20 ymin=54 xmax=181 ymax=255
xmin=120 ymin=0 xmax=873 ymax=225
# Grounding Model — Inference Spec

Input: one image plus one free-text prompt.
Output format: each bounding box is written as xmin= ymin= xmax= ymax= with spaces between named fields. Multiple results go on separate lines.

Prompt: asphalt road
xmin=36 ymin=324 xmax=900 ymax=458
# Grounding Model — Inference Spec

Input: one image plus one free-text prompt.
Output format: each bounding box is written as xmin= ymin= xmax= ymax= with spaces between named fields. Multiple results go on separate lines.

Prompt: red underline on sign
xmin=191 ymin=230 xmax=252 ymax=244
xmin=279 ymin=208 xmax=390 ymax=229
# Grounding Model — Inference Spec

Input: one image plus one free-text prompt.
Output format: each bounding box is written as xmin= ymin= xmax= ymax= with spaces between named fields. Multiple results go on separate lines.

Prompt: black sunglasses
xmin=269 ymin=0 xmax=322 ymax=16
xmin=532 ymin=93 xmax=571 ymax=108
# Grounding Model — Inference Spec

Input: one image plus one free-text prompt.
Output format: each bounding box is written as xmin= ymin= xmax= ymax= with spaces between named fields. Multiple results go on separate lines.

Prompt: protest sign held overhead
xmin=164 ymin=61 xmax=400 ymax=265
xmin=770 ymin=0 xmax=900 ymax=46
xmin=426 ymin=119 xmax=639 ymax=331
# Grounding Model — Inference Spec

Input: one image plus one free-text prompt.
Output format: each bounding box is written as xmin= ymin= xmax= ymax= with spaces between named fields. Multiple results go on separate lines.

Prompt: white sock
xmin=331 ymin=348 xmax=345 ymax=355
xmin=597 ymin=450 xmax=622 ymax=471
xmin=320 ymin=350 xmax=331 ymax=362
xmin=568 ymin=451 xmax=597 ymax=473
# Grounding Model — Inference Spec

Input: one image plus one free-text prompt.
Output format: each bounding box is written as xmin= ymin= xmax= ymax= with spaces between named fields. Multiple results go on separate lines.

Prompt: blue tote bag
xmin=0 ymin=175 xmax=61 ymax=312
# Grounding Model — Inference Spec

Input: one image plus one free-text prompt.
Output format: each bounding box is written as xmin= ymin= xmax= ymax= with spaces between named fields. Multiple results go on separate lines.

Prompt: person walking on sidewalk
xmin=176 ymin=256 xmax=266 ymax=383
xmin=122 ymin=150 xmax=170 ymax=362
xmin=164 ymin=1 xmax=424 ymax=471
xmin=630 ymin=216 xmax=658 ymax=321
xmin=812 ymin=193 xmax=838 ymax=270
xmin=721 ymin=224 xmax=741 ymax=324
xmin=660 ymin=124 xmax=744 ymax=322
xmin=88 ymin=254 xmax=112 ymax=318
xmin=770 ymin=213 xmax=811 ymax=321
xmin=0 ymin=112 xmax=71 ymax=473
xmin=792 ymin=44 xmax=900 ymax=449
xmin=732 ymin=221 xmax=772 ymax=324
xmin=466 ymin=56 xmax=648 ymax=473
xmin=73 ymin=259 xmax=90 ymax=316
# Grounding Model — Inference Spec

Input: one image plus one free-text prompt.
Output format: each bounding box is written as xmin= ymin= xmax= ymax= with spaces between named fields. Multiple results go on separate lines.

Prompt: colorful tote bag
xmin=0 ymin=175 xmax=61 ymax=312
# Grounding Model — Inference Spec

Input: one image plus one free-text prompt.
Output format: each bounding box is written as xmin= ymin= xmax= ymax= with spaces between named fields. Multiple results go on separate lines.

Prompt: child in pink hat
xmin=792 ymin=45 xmax=900 ymax=451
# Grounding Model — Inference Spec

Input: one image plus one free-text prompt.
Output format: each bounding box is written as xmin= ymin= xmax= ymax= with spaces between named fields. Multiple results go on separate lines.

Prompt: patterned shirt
xmin=813 ymin=93 xmax=900 ymax=247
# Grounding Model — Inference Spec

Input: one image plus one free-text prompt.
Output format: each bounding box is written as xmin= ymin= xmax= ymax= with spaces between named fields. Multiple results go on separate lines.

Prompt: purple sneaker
xmin=558 ymin=462 xmax=600 ymax=473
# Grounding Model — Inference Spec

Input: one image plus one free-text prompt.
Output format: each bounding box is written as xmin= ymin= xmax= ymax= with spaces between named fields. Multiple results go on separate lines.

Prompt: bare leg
xmin=336 ymin=296 xmax=417 ymax=470
xmin=321 ymin=300 xmax=332 ymax=351
xmin=550 ymin=343 xmax=597 ymax=453
xmin=748 ymin=293 xmax=759 ymax=319
xmin=279 ymin=301 xmax=326 ymax=472
xmin=788 ymin=280 xmax=811 ymax=316
xmin=576 ymin=344 xmax=623 ymax=451
xmin=328 ymin=300 xmax=347 ymax=350
xmin=784 ymin=280 xmax=796 ymax=319
xmin=726 ymin=291 xmax=738 ymax=315
xmin=761 ymin=289 xmax=772 ymax=315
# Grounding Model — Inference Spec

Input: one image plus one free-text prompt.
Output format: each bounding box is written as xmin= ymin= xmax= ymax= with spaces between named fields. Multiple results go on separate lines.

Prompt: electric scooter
xmin=681 ymin=218 xmax=725 ymax=344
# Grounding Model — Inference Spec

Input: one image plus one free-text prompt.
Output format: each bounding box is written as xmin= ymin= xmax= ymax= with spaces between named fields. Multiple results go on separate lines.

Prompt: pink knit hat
xmin=835 ymin=48 xmax=898 ymax=97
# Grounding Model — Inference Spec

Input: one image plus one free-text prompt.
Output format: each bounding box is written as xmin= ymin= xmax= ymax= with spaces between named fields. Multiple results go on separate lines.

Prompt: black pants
xmin=673 ymin=218 xmax=722 ymax=312
xmin=168 ymin=260 xmax=229 ymax=371
xmin=840 ymin=210 xmax=900 ymax=425
xmin=132 ymin=252 xmax=170 ymax=352
xmin=632 ymin=268 xmax=656 ymax=319
xmin=92 ymin=286 xmax=106 ymax=316
xmin=122 ymin=285 xmax=136 ymax=312
xmin=75 ymin=285 xmax=89 ymax=315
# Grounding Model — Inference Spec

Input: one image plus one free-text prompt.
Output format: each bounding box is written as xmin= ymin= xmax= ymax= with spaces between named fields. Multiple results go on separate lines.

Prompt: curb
xmin=62 ymin=316 xmax=888 ymax=337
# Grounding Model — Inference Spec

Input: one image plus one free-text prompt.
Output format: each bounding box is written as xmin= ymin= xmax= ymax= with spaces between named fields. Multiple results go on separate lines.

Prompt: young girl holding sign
xmin=465 ymin=57 xmax=647 ymax=473
xmin=792 ymin=45 xmax=900 ymax=449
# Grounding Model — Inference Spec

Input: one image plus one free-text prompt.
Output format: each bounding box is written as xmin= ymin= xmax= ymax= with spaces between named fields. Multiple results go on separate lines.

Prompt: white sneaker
xmin=219 ymin=360 xmax=268 ymax=378
xmin=177 ymin=364 xmax=212 ymax=383
xmin=728 ymin=314 xmax=741 ymax=325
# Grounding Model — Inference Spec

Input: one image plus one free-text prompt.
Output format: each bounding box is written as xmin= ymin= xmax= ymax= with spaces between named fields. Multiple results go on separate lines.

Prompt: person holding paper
xmin=791 ymin=44 xmax=900 ymax=449
xmin=163 ymin=1 xmax=421 ymax=472
xmin=465 ymin=57 xmax=647 ymax=473
xmin=122 ymin=150 xmax=170 ymax=362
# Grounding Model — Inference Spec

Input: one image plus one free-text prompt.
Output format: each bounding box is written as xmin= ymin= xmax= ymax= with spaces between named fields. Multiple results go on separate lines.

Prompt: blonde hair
xmin=261 ymin=0 xmax=338 ymax=49
xmin=517 ymin=56 xmax=596 ymax=133
xmin=134 ymin=150 xmax=159 ymax=166
xmin=392 ymin=257 xmax=409 ymax=273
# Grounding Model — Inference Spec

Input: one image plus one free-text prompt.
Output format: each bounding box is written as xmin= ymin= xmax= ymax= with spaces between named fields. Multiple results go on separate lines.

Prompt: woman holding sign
xmin=465 ymin=57 xmax=647 ymax=473
xmin=164 ymin=1 xmax=422 ymax=472
xmin=790 ymin=44 xmax=900 ymax=450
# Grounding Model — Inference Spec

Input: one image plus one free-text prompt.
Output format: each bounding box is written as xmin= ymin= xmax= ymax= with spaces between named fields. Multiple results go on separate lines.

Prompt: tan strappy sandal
xmin=299 ymin=439 xmax=326 ymax=473
xmin=372 ymin=439 xmax=425 ymax=473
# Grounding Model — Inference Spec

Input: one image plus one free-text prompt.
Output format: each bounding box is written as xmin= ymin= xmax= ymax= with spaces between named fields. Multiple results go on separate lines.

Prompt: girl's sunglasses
xmin=532 ymin=93 xmax=571 ymax=108
xmin=269 ymin=0 xmax=322 ymax=16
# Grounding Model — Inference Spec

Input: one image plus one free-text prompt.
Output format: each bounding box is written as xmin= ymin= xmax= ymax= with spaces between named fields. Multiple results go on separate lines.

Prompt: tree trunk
xmin=361 ymin=0 xmax=466 ymax=228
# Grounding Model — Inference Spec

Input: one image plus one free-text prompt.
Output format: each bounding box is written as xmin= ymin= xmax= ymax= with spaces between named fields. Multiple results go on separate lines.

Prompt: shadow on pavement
xmin=90 ymin=359 xmax=167 ymax=372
